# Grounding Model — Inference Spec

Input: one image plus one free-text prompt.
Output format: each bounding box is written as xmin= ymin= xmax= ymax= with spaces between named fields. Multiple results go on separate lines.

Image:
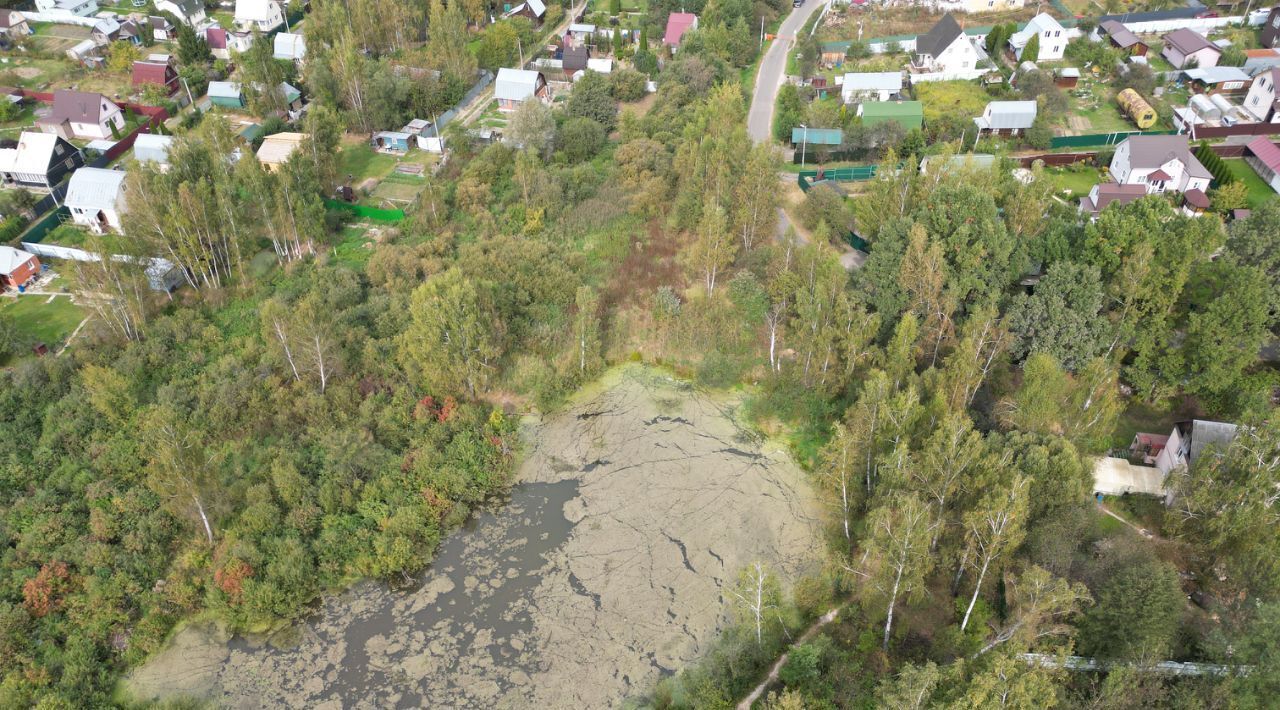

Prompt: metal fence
xmin=796 ymin=165 xmax=878 ymax=191
xmin=324 ymin=200 xmax=406 ymax=222
xmin=17 ymin=207 xmax=69 ymax=245
xmin=1049 ymin=130 xmax=1178 ymax=149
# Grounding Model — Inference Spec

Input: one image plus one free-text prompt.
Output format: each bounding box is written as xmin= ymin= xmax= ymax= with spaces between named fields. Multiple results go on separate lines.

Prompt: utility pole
xmin=799 ymin=123 xmax=808 ymax=167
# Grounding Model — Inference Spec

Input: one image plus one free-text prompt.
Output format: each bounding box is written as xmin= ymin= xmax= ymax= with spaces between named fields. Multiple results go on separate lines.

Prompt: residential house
xmin=563 ymin=43 xmax=590 ymax=73
xmin=494 ymin=68 xmax=548 ymax=112
xmin=0 ymin=247 xmax=40 ymax=291
xmin=1245 ymin=135 xmax=1280 ymax=193
xmin=148 ymin=16 xmax=175 ymax=41
xmin=568 ymin=23 xmax=595 ymax=42
xmin=504 ymin=0 xmax=545 ymax=25
xmin=33 ymin=0 xmax=98 ymax=16
xmin=273 ymin=32 xmax=306 ymax=63
xmin=1129 ymin=432 xmax=1170 ymax=466
xmin=372 ymin=131 xmax=412 ymax=155
xmin=1182 ymin=66 xmax=1249 ymax=95
xmin=118 ymin=19 xmax=144 ymax=45
xmin=1241 ymin=68 xmax=1280 ymax=122
xmin=65 ymin=167 xmax=128 ymax=234
xmin=1109 ymin=134 xmax=1212 ymax=195
xmin=0 ymin=132 xmax=83 ymax=189
xmin=208 ymin=81 xmax=246 ymax=108
xmin=1078 ymin=182 xmax=1146 ymax=219
xmin=912 ymin=13 xmax=979 ymax=74
xmin=235 ymin=0 xmax=285 ymax=33
xmin=1098 ymin=20 xmax=1147 ymax=56
xmin=840 ymin=72 xmax=903 ymax=103
xmin=973 ymin=100 xmax=1036 ymax=135
xmin=132 ymin=59 xmax=179 ymax=95
xmin=133 ymin=133 xmax=174 ymax=171
xmin=0 ymin=10 xmax=32 ymax=39
xmin=90 ymin=17 xmax=121 ymax=45
xmin=1161 ymin=28 xmax=1220 ymax=69
xmin=1153 ymin=419 xmax=1238 ymax=476
xmin=858 ymin=100 xmax=923 ymax=131
xmin=1263 ymin=6 xmax=1280 ymax=49
xmin=1009 ymin=13 xmax=1066 ymax=62
xmin=664 ymin=12 xmax=698 ymax=49
xmin=204 ymin=26 xmax=253 ymax=59
xmin=37 ymin=90 xmax=126 ymax=141
xmin=156 ymin=0 xmax=207 ymax=26
xmin=256 ymin=131 xmax=307 ymax=171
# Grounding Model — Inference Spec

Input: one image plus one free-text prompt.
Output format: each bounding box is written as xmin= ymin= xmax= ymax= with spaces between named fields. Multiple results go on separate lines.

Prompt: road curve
xmin=747 ymin=0 xmax=826 ymax=143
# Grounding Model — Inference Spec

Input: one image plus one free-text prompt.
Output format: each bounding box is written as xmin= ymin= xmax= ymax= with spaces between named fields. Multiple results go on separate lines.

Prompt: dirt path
xmin=738 ymin=607 xmax=840 ymax=709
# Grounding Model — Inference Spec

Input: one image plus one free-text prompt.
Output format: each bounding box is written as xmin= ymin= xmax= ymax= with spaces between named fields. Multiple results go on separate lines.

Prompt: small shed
xmin=974 ymin=100 xmax=1037 ymax=135
xmin=133 ymin=133 xmax=174 ymax=169
xmin=372 ymin=131 xmax=412 ymax=155
xmin=208 ymin=81 xmax=245 ymax=108
xmin=1055 ymin=68 xmax=1080 ymax=88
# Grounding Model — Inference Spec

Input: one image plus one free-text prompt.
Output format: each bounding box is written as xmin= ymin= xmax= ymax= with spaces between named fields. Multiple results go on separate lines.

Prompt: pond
xmin=124 ymin=365 xmax=822 ymax=708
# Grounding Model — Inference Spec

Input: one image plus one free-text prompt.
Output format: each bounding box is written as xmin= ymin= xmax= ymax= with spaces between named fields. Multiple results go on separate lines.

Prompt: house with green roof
xmin=858 ymin=101 xmax=923 ymax=131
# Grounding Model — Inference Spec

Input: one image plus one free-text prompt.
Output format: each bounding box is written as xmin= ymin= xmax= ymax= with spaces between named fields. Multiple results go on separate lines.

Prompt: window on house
xmin=64 ymin=158 xmax=75 ymax=169
xmin=54 ymin=144 xmax=64 ymax=155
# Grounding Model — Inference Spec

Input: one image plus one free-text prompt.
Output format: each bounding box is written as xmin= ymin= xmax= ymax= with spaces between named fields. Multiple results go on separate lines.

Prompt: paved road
xmin=747 ymin=0 xmax=826 ymax=143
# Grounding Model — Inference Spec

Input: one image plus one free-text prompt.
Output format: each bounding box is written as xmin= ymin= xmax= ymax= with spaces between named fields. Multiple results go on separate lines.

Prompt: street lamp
xmin=799 ymin=123 xmax=808 ymax=168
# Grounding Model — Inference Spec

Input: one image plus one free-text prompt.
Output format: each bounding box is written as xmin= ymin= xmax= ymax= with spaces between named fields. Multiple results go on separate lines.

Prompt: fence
xmin=16 ymin=208 xmax=69 ymax=246
xmin=1049 ymin=130 xmax=1177 ymax=149
xmin=324 ymin=199 xmax=406 ymax=222
xmin=796 ymin=165 xmax=878 ymax=191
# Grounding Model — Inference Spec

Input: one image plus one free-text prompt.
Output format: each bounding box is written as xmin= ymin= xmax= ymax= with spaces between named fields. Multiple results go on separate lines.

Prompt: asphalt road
xmin=747 ymin=0 xmax=826 ymax=143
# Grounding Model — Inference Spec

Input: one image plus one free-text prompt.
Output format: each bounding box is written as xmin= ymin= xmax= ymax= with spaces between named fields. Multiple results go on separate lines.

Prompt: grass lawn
xmin=338 ymin=143 xmax=399 ymax=182
xmin=0 ymin=295 xmax=85 ymax=363
xmin=330 ymin=226 xmax=375 ymax=268
xmin=914 ymin=81 xmax=988 ymax=125
xmin=1110 ymin=398 xmax=1180 ymax=452
xmin=1043 ymin=166 xmax=1102 ymax=198
xmin=40 ymin=224 xmax=127 ymax=253
xmin=1223 ymin=159 xmax=1277 ymax=209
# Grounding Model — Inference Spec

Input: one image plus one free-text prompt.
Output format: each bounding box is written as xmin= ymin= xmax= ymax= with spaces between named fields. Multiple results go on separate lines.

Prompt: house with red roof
xmin=664 ymin=12 xmax=697 ymax=49
xmin=1245 ymin=136 xmax=1280 ymax=194
xmin=132 ymin=59 xmax=178 ymax=95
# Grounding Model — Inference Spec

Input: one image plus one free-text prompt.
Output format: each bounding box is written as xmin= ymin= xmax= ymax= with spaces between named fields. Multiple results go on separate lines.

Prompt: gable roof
xmin=208 ymin=81 xmax=242 ymax=98
xmin=235 ymin=0 xmax=279 ymax=22
xmin=494 ymin=68 xmax=543 ymax=101
xmin=1163 ymin=28 xmax=1218 ymax=56
xmin=1099 ymin=20 xmax=1143 ymax=49
xmin=160 ymin=0 xmax=204 ymax=18
xmin=976 ymin=100 xmax=1037 ymax=130
xmin=0 ymin=246 xmax=36 ymax=277
xmin=1121 ymin=134 xmax=1212 ymax=179
xmin=563 ymin=43 xmax=589 ymax=71
xmin=132 ymin=60 xmax=174 ymax=86
xmin=526 ymin=0 xmax=546 ymax=16
xmin=1082 ymin=182 xmax=1147 ymax=214
xmin=149 ymin=15 xmax=174 ymax=29
xmin=205 ymin=26 xmax=228 ymax=49
xmin=1182 ymin=66 xmax=1249 ymax=84
xmin=664 ymin=12 xmax=697 ymax=46
xmin=0 ymin=132 xmax=69 ymax=177
xmin=0 ymin=10 xmax=26 ymax=30
xmin=273 ymin=32 xmax=305 ymax=60
xmin=92 ymin=17 xmax=121 ymax=36
xmin=1246 ymin=135 xmax=1280 ymax=172
xmin=65 ymin=167 xmax=127 ymax=211
xmin=841 ymin=72 xmax=903 ymax=92
xmin=1011 ymin=13 xmax=1063 ymax=49
xmin=256 ymin=131 xmax=307 ymax=165
xmin=917 ymin=12 xmax=964 ymax=59
xmin=41 ymin=90 xmax=118 ymax=126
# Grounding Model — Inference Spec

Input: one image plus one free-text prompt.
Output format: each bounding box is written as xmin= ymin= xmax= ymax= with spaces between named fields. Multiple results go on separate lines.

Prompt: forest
xmin=0 ymin=0 xmax=1278 ymax=705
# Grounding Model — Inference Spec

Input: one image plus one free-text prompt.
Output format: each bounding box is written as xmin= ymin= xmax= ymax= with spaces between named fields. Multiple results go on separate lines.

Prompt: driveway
xmin=747 ymin=0 xmax=826 ymax=143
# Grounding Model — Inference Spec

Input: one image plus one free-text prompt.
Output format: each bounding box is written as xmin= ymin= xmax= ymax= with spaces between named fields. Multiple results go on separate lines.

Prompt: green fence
xmin=16 ymin=208 xmax=68 ymax=245
xmin=797 ymin=165 xmax=878 ymax=191
xmin=1049 ymin=130 xmax=1178 ymax=149
xmin=324 ymin=199 xmax=406 ymax=222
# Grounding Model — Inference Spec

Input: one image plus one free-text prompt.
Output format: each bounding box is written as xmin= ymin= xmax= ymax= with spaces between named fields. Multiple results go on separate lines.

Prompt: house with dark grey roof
xmin=36 ymin=90 xmax=125 ymax=141
xmin=912 ymin=13 xmax=979 ymax=74
xmin=1079 ymin=182 xmax=1147 ymax=219
xmin=156 ymin=0 xmax=207 ymax=26
xmin=1162 ymin=28 xmax=1221 ymax=69
xmin=0 ymin=131 xmax=83 ymax=189
xmin=1098 ymin=20 xmax=1147 ymax=56
xmin=1109 ymin=134 xmax=1212 ymax=196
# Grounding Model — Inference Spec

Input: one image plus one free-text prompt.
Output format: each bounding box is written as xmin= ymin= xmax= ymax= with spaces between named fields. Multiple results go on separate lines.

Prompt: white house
xmin=1161 ymin=28 xmax=1221 ymax=69
xmin=234 ymin=0 xmax=284 ymax=33
xmin=36 ymin=90 xmax=125 ymax=141
xmin=33 ymin=0 xmax=98 ymax=17
xmin=1241 ymin=68 xmax=1280 ymax=122
xmin=1009 ymin=13 xmax=1066 ymax=62
xmin=494 ymin=68 xmax=548 ymax=112
xmin=1153 ymin=420 xmax=1238 ymax=476
xmin=840 ymin=72 xmax=904 ymax=103
xmin=973 ymin=100 xmax=1037 ymax=135
xmin=912 ymin=14 xmax=980 ymax=74
xmin=273 ymin=32 xmax=305 ymax=63
xmin=1109 ymin=134 xmax=1212 ymax=195
xmin=65 ymin=167 xmax=128 ymax=234
xmin=155 ymin=0 xmax=207 ymax=26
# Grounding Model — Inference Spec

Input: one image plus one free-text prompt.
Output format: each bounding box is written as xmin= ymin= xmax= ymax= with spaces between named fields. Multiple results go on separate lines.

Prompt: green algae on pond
xmin=124 ymin=366 xmax=822 ymax=708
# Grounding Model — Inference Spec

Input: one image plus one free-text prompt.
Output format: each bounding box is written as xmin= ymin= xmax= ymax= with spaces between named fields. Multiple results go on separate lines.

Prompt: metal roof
xmin=1164 ymin=28 xmax=1218 ymax=56
xmin=65 ymin=167 xmax=127 ymax=212
xmin=1183 ymin=66 xmax=1250 ymax=84
xmin=494 ymin=68 xmax=543 ymax=101
xmin=208 ymin=81 xmax=242 ymax=98
xmin=841 ymin=72 xmax=903 ymax=92
xmin=1121 ymin=134 xmax=1213 ymax=179
xmin=791 ymin=127 xmax=843 ymax=145
xmin=133 ymin=133 xmax=173 ymax=165
xmin=0 ymin=132 xmax=67 ymax=176
xmin=977 ymin=100 xmax=1037 ymax=130
xmin=1246 ymin=135 xmax=1280 ymax=172
xmin=0 ymin=246 xmax=36 ymax=276
xmin=916 ymin=13 xmax=964 ymax=59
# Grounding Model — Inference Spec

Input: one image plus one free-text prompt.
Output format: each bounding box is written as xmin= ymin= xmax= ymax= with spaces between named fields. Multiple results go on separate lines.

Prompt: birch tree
xmin=399 ymin=268 xmax=506 ymax=398
xmin=898 ymin=223 xmax=955 ymax=367
xmin=687 ymin=202 xmax=735 ymax=296
xmin=852 ymin=493 xmax=937 ymax=650
xmin=911 ymin=410 xmax=985 ymax=548
xmin=140 ymin=406 xmax=218 ymax=546
xmin=573 ymin=285 xmax=602 ymax=376
xmin=732 ymin=143 xmax=780 ymax=252
xmin=729 ymin=561 xmax=781 ymax=646
xmin=974 ymin=565 xmax=1090 ymax=657
xmin=818 ymin=422 xmax=860 ymax=543
xmin=960 ymin=476 xmax=1029 ymax=631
